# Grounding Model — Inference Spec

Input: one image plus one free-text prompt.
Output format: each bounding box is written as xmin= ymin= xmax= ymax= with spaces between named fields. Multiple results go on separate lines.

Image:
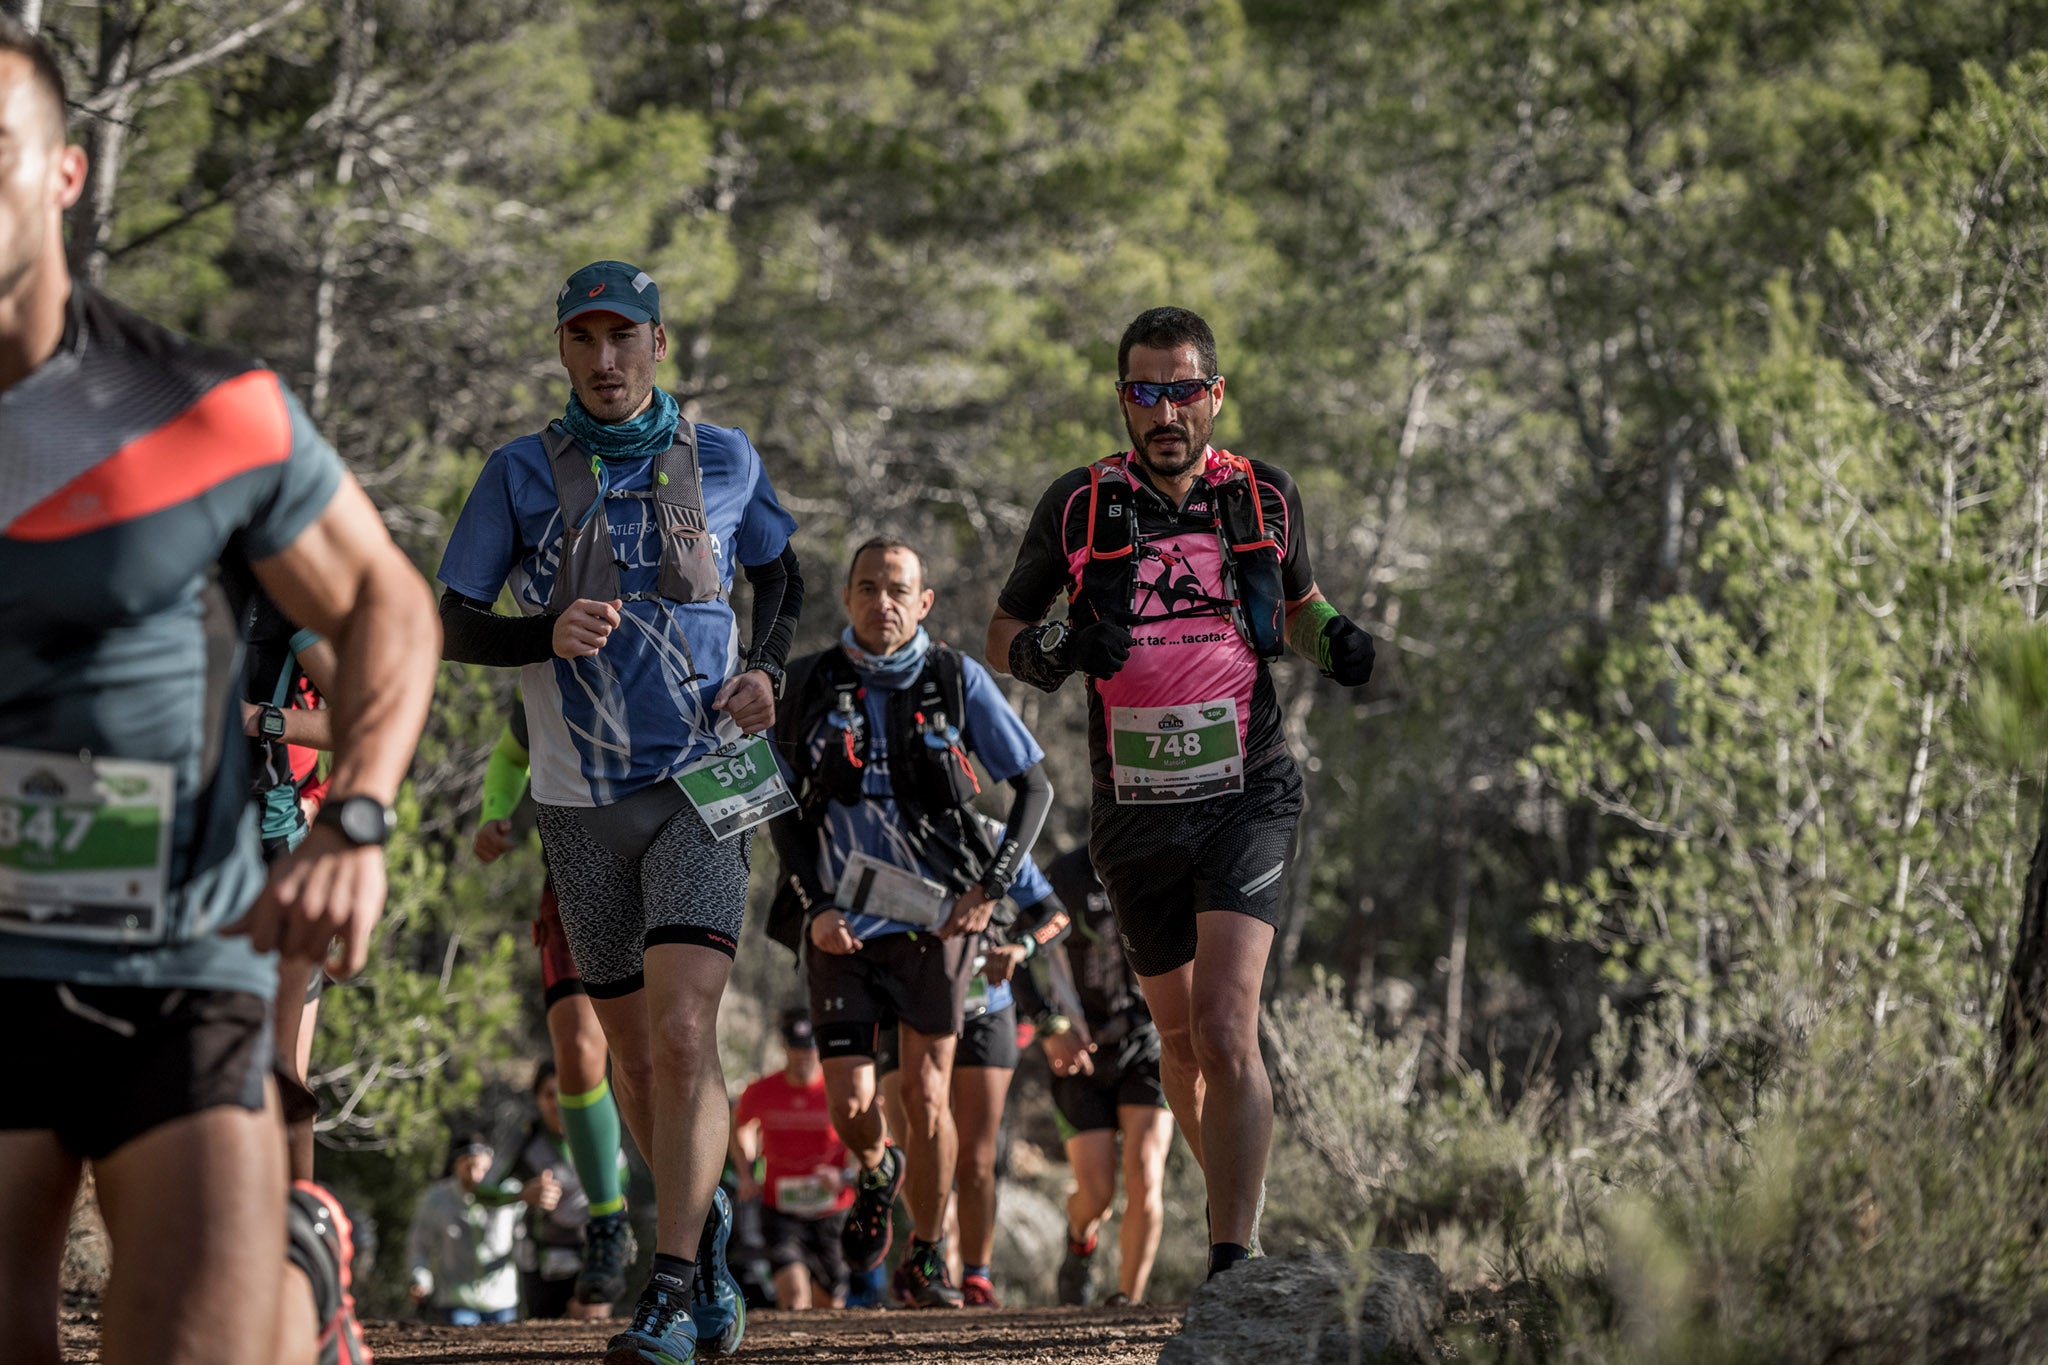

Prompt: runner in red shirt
xmin=730 ymin=1011 xmax=853 ymax=1309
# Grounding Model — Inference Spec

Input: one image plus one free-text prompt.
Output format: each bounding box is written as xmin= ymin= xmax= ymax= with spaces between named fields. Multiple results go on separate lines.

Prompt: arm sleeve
xmin=767 ymin=808 xmax=830 ymax=918
xmin=978 ymin=763 xmax=1053 ymax=901
xmin=1009 ymin=884 xmax=1072 ymax=954
xmin=478 ymin=722 xmax=531 ymax=826
xmin=440 ymin=588 xmax=558 ymax=667
xmin=742 ymin=545 xmax=805 ymax=674
xmin=1012 ymin=945 xmax=1057 ymax=1027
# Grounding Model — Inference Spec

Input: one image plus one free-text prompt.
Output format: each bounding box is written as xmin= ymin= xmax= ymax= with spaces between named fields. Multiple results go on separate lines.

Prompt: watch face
xmin=261 ymin=710 xmax=286 ymax=740
xmin=339 ymin=798 xmax=393 ymax=846
xmin=1041 ymin=621 xmax=1068 ymax=652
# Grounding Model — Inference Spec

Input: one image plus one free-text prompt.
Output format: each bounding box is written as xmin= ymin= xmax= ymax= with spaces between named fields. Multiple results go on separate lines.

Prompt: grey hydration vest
xmin=540 ymin=420 xmax=725 ymax=611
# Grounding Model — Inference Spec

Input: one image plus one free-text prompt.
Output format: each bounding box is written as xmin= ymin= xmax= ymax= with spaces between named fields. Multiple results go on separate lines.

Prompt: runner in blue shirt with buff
xmin=766 ymin=537 xmax=1055 ymax=1308
xmin=437 ymin=261 xmax=805 ymax=1365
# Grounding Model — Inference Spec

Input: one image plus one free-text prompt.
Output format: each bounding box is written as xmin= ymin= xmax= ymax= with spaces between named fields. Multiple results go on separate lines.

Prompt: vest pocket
xmin=656 ymin=501 xmax=723 ymax=603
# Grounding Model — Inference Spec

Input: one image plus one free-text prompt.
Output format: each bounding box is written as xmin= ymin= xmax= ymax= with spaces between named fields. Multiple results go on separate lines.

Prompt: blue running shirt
xmin=784 ymin=649 xmax=1044 ymax=945
xmin=438 ymin=412 xmax=797 ymax=807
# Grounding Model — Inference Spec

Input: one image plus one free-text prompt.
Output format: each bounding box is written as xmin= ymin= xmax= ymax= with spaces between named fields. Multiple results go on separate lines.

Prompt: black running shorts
xmin=0 ymin=982 xmax=272 ymax=1159
xmin=808 ymin=930 xmax=972 ymax=1059
xmin=761 ymin=1205 xmax=850 ymax=1296
xmin=1088 ymin=754 xmax=1305 ymax=978
xmin=1051 ymin=1023 xmax=1167 ymax=1141
xmin=874 ymin=1000 xmax=1019 ymax=1076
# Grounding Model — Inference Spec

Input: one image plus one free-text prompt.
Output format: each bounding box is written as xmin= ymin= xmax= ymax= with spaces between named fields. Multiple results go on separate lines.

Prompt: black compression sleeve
xmin=742 ymin=546 xmax=805 ymax=674
xmin=1007 ymin=623 xmax=1074 ymax=694
xmin=440 ymin=589 xmax=558 ymax=667
xmin=1009 ymin=887 xmax=1072 ymax=954
xmin=979 ymin=763 xmax=1053 ymax=900
xmin=766 ymin=810 xmax=830 ymax=919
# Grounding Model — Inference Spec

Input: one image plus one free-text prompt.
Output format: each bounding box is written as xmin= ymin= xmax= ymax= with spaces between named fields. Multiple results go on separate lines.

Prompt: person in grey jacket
xmin=406 ymin=1130 xmax=559 ymax=1325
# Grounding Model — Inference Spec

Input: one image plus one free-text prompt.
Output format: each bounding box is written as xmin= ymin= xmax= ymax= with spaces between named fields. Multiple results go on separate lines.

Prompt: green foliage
xmin=41 ymin=0 xmax=2048 ymax=1349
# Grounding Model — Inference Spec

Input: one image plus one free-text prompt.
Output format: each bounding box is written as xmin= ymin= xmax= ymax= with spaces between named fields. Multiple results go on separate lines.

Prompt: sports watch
xmin=748 ymin=660 xmax=787 ymax=700
xmin=257 ymin=705 xmax=287 ymax=741
xmin=315 ymin=796 xmax=396 ymax=847
xmin=1037 ymin=620 xmax=1070 ymax=663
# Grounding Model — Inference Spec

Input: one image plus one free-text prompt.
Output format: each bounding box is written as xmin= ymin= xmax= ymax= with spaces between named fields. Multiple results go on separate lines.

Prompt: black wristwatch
xmin=315 ymin=796 xmax=396 ymax=847
xmin=257 ymin=705 xmax=287 ymax=741
xmin=1036 ymin=620 xmax=1070 ymax=664
xmin=748 ymin=660 xmax=787 ymax=700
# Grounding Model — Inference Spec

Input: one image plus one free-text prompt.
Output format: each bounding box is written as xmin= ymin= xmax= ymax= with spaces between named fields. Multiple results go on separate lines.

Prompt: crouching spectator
xmin=406 ymin=1129 xmax=558 ymax=1324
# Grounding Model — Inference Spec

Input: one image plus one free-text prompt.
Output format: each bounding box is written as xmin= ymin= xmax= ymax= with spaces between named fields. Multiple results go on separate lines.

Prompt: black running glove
xmin=1321 ymin=615 xmax=1376 ymax=687
xmin=1064 ymin=621 xmax=1134 ymax=680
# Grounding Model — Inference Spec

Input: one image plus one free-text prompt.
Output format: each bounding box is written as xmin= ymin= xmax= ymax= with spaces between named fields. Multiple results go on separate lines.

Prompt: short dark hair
xmin=0 ymin=17 xmax=69 ymax=142
xmin=1117 ymin=306 xmax=1218 ymax=380
xmin=845 ymin=535 xmax=923 ymax=587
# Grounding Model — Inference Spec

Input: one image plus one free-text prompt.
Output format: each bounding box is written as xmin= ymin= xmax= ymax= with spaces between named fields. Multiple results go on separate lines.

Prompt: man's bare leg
xmin=0 ymin=1131 xmax=81 ymax=1365
xmin=594 ymin=943 xmax=733 ymax=1259
xmin=1117 ymin=1104 xmax=1175 ymax=1301
xmin=895 ymin=1026 xmax=958 ymax=1243
xmin=823 ymin=1055 xmax=888 ymax=1170
xmin=1061 ymin=1129 xmax=1118 ymax=1245
xmin=1137 ymin=962 xmax=1204 ymax=1168
xmin=273 ymin=957 xmax=322 ymax=1182
xmin=950 ymin=1064 xmax=1011 ymax=1270
xmin=773 ymin=1262 xmax=812 ymax=1309
xmin=94 ymin=1093 xmax=293 ymax=1365
xmin=1186 ymin=912 xmax=1274 ymax=1249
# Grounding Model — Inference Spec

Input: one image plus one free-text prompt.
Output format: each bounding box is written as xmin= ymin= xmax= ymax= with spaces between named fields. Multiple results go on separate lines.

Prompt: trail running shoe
xmin=579 ymin=1209 xmax=639 ymax=1306
xmin=693 ymin=1186 xmax=745 ymax=1356
xmin=897 ymin=1240 xmax=963 ymax=1309
xmin=891 ymin=1261 xmax=914 ymax=1308
xmin=840 ymin=1144 xmax=904 ymax=1272
xmin=961 ymin=1271 xmax=999 ymax=1307
xmin=1057 ymin=1234 xmax=1097 ymax=1306
xmin=286 ymin=1180 xmax=372 ymax=1365
xmin=605 ymin=1270 xmax=698 ymax=1365
xmin=1103 ymin=1291 xmax=1133 ymax=1307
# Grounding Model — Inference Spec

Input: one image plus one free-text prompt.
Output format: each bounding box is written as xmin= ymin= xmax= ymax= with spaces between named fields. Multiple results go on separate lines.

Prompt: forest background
xmin=21 ymin=0 xmax=2048 ymax=1356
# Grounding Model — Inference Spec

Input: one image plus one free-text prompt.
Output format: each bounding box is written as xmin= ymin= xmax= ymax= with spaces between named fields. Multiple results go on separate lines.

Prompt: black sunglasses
xmin=1115 ymin=375 xmax=1221 ymax=408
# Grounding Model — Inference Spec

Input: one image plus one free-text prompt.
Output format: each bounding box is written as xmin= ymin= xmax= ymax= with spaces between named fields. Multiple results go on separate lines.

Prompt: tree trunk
xmin=1995 ymin=772 xmax=2048 ymax=1096
xmin=4 ymin=0 xmax=45 ymax=33
xmin=69 ymin=3 xmax=140 ymax=286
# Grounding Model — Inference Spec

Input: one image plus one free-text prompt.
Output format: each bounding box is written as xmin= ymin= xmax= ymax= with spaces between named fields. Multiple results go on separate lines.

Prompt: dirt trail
xmin=64 ymin=1304 xmax=1183 ymax=1364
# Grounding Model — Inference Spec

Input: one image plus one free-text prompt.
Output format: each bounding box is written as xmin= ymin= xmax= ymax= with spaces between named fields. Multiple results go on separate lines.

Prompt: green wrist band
xmin=1288 ymin=597 xmax=1341 ymax=670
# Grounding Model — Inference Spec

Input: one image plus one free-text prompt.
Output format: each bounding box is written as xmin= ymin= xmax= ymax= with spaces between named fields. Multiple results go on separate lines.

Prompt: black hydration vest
xmin=1071 ymin=451 xmax=1288 ymax=659
xmin=541 ymin=419 xmax=723 ymax=610
xmin=779 ymin=643 xmax=994 ymax=891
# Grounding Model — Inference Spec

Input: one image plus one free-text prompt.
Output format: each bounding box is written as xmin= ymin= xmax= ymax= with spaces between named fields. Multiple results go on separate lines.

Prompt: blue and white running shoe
xmin=693 ymin=1186 xmax=746 ymax=1356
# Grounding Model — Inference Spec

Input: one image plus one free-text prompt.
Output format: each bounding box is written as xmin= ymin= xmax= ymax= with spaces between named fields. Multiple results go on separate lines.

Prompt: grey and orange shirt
xmin=0 ymin=285 xmax=343 ymax=998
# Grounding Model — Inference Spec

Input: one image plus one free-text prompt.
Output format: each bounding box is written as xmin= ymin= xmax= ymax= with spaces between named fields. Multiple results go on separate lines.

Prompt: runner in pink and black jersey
xmin=986 ymin=306 xmax=1375 ymax=1282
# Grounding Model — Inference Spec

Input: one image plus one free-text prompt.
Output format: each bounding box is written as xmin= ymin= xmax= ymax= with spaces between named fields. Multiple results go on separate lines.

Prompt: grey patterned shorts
xmin=535 ymin=790 xmax=752 ymax=999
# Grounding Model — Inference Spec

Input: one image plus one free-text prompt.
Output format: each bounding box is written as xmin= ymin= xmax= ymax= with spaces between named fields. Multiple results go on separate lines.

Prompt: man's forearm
xmin=985 ymin=610 xmax=1034 ymax=676
xmin=323 ymin=552 xmax=440 ymax=803
xmin=280 ymin=707 xmax=333 ymax=750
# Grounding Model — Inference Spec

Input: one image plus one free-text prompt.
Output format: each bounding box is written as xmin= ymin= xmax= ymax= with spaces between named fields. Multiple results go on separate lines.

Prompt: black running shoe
xmin=897 ymin=1240 xmax=962 ymax=1308
xmin=1057 ymin=1234 xmax=1097 ymax=1306
xmin=287 ymin=1180 xmax=372 ymax=1365
xmin=580 ymin=1209 xmax=638 ymax=1306
xmin=840 ymin=1145 xmax=904 ymax=1272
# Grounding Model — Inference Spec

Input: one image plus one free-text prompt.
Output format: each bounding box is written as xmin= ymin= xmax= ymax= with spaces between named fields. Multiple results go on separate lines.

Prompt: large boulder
xmin=1160 ymin=1248 xmax=1446 ymax=1364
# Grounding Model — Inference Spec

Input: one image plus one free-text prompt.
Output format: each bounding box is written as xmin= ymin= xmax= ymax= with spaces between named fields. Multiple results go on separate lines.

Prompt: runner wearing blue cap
xmin=438 ymin=260 xmax=806 ymax=1365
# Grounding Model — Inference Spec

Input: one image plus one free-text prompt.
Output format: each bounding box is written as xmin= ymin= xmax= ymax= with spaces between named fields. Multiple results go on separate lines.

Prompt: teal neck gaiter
xmin=562 ymin=386 xmax=679 ymax=463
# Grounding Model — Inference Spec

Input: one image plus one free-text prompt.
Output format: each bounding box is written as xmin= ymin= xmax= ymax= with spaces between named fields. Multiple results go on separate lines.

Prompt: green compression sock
xmin=559 ymin=1077 xmax=626 ymax=1216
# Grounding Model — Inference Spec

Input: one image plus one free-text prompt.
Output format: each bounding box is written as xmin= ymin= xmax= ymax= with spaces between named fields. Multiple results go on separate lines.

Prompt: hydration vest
xmin=1072 ymin=450 xmax=1287 ymax=659
xmin=779 ymin=643 xmax=993 ymax=891
xmin=540 ymin=420 xmax=723 ymax=611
